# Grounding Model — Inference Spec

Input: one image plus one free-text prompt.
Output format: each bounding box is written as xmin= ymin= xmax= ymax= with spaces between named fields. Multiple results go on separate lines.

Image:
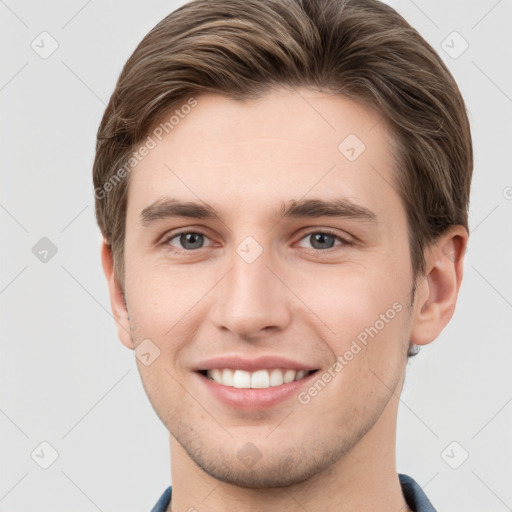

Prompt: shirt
xmin=150 ymin=473 xmax=436 ymax=511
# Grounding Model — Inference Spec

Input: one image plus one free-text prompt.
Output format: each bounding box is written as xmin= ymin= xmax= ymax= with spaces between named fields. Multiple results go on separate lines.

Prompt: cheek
xmin=294 ymin=259 xmax=409 ymax=329
xmin=124 ymin=253 xmax=212 ymax=336
xmin=296 ymin=270 xmax=410 ymax=416
xmin=286 ymin=260 xmax=412 ymax=381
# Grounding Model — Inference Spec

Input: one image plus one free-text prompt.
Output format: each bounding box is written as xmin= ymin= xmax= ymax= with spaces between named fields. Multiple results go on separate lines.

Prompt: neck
xmin=167 ymin=386 xmax=410 ymax=512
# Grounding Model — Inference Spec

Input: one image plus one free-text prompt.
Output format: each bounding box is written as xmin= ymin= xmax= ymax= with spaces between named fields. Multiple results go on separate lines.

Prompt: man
xmin=93 ymin=0 xmax=472 ymax=510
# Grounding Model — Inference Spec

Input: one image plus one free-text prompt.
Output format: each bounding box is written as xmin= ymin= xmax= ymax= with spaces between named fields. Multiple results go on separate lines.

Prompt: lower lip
xmin=195 ymin=371 xmax=319 ymax=410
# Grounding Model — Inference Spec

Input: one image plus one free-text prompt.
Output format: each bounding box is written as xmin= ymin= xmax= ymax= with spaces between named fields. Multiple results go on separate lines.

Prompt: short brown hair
xmin=93 ymin=0 xmax=472 ymax=289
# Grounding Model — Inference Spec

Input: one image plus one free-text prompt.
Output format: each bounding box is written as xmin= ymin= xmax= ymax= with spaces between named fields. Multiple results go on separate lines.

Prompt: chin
xmin=195 ymin=456 xmax=323 ymax=489
xmin=177 ymin=429 xmax=359 ymax=489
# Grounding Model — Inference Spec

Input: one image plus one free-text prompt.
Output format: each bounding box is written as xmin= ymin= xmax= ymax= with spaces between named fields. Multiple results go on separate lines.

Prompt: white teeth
xmin=269 ymin=368 xmax=284 ymax=387
xmin=251 ymin=369 xmax=270 ymax=388
xmin=205 ymin=368 xmax=312 ymax=388
xmin=283 ymin=369 xmax=296 ymax=384
xmin=295 ymin=370 xmax=307 ymax=380
xmin=233 ymin=369 xmax=251 ymax=388
xmin=222 ymin=369 xmax=233 ymax=386
xmin=210 ymin=369 xmax=222 ymax=383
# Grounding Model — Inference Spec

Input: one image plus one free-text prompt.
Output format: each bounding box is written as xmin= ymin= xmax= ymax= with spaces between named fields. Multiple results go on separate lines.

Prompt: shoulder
xmin=150 ymin=486 xmax=172 ymax=512
xmin=399 ymin=474 xmax=437 ymax=512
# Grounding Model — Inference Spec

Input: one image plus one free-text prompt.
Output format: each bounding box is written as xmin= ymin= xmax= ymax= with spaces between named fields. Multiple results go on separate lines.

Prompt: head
xmin=95 ymin=0 xmax=471 ymax=488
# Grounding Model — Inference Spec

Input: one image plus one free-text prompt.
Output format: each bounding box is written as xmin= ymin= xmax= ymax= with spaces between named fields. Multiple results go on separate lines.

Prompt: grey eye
xmin=170 ymin=232 xmax=206 ymax=250
xmin=306 ymin=233 xmax=338 ymax=250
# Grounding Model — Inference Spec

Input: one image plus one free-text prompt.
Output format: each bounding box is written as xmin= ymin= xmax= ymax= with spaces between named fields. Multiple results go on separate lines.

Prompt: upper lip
xmin=195 ymin=355 xmax=317 ymax=372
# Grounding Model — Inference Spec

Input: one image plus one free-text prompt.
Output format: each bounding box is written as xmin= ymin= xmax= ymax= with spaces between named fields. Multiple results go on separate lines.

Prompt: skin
xmin=102 ymin=87 xmax=467 ymax=511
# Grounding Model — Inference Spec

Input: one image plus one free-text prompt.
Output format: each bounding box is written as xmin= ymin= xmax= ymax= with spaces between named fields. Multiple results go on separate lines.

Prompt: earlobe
xmin=410 ymin=226 xmax=468 ymax=346
xmin=100 ymin=241 xmax=134 ymax=350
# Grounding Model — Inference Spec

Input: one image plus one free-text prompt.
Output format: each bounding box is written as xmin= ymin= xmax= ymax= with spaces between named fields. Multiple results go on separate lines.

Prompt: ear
xmin=410 ymin=226 xmax=468 ymax=346
xmin=101 ymin=240 xmax=134 ymax=350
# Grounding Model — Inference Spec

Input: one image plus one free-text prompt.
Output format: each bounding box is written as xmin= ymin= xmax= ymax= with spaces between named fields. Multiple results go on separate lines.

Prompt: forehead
xmin=127 ymin=87 xmax=401 ymax=223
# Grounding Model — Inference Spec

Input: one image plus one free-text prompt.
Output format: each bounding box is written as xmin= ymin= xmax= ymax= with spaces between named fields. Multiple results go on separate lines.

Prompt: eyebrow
xmin=140 ymin=197 xmax=377 ymax=226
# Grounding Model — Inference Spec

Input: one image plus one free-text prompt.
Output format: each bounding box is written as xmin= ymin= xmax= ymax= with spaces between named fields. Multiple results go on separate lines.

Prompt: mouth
xmin=193 ymin=355 xmax=322 ymax=409
xmin=198 ymin=368 xmax=319 ymax=389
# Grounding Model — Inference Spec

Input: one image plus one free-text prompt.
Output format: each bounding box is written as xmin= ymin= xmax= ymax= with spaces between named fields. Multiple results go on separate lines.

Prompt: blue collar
xmin=150 ymin=473 xmax=436 ymax=511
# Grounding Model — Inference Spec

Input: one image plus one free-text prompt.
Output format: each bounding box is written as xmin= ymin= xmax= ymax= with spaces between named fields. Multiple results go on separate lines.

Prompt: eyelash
xmin=162 ymin=229 xmax=352 ymax=253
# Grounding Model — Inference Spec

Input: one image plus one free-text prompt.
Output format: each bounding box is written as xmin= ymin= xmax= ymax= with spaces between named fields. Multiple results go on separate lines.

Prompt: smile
xmin=202 ymin=368 xmax=316 ymax=389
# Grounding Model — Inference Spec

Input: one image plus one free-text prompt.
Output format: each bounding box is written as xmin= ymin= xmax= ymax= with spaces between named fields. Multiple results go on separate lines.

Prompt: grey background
xmin=1 ymin=1 xmax=511 ymax=511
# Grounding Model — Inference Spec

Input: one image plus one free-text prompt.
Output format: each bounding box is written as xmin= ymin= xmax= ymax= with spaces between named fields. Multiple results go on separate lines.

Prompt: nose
xmin=210 ymin=244 xmax=292 ymax=340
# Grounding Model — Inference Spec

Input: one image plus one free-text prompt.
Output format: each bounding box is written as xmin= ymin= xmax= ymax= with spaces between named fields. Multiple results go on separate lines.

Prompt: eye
xmin=297 ymin=230 xmax=350 ymax=251
xmin=163 ymin=229 xmax=351 ymax=253
xmin=165 ymin=231 xmax=213 ymax=251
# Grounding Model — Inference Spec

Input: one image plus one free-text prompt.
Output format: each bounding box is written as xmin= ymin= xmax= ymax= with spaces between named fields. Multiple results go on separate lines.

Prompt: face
xmin=117 ymin=88 xmax=417 ymax=487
